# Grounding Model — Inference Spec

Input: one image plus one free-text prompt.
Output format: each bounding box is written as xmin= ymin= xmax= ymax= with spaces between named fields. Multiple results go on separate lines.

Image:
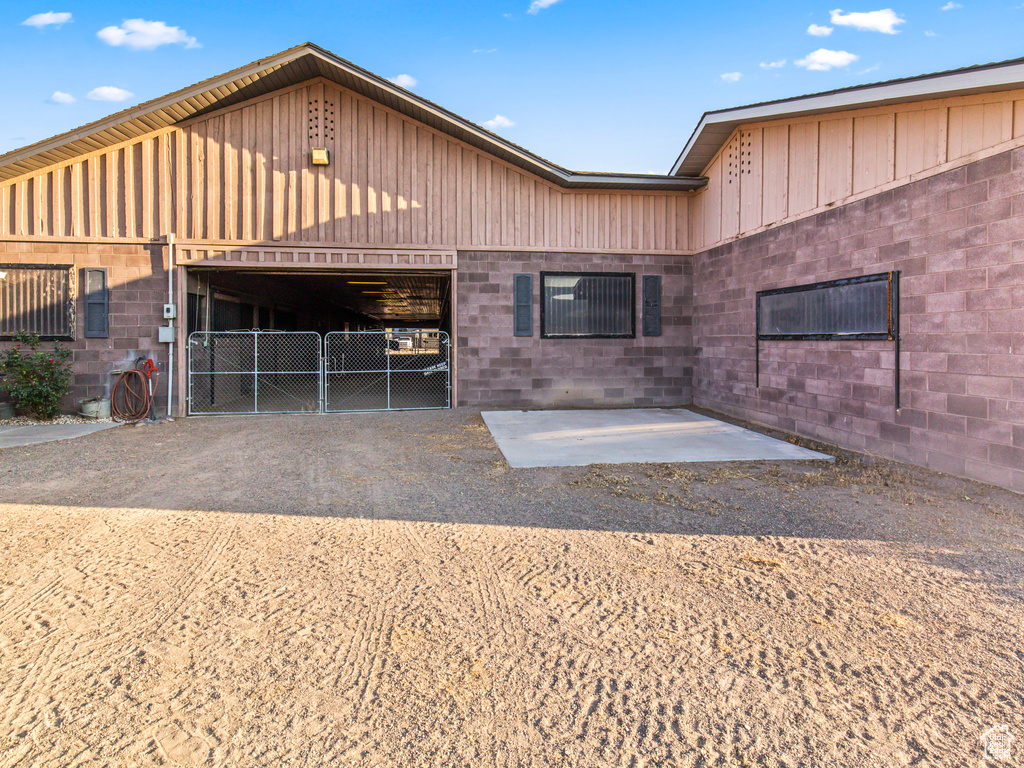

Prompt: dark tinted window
xmin=541 ymin=272 xmax=635 ymax=338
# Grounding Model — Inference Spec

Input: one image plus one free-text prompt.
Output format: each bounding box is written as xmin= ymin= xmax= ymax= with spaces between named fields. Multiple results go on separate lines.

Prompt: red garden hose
xmin=111 ymin=369 xmax=151 ymax=422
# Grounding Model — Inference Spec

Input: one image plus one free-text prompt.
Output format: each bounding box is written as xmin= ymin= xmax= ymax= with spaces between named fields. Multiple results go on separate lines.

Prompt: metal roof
xmin=0 ymin=43 xmax=703 ymax=192
xmin=671 ymin=55 xmax=1024 ymax=177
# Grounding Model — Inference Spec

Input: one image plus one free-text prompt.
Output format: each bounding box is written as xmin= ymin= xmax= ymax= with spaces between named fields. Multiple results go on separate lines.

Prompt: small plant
xmin=0 ymin=333 xmax=72 ymax=420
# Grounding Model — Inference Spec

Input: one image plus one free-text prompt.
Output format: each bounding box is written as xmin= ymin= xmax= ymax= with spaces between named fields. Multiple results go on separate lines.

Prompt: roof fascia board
xmin=672 ymin=60 xmax=1024 ymax=176
xmin=1 ymin=42 xmax=700 ymax=192
xmin=0 ymin=45 xmax=309 ymax=174
xmin=305 ymin=48 xmax=701 ymax=190
xmin=169 ymin=74 xmax=701 ymax=192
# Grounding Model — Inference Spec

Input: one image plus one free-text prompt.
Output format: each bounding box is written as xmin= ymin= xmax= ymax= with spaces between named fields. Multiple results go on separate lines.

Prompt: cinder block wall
xmin=456 ymin=251 xmax=693 ymax=409
xmin=692 ymin=147 xmax=1024 ymax=494
xmin=0 ymin=241 xmax=169 ymax=411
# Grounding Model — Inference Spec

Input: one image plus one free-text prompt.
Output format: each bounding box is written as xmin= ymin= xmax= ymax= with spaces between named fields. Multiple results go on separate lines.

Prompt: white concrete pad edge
xmin=482 ymin=408 xmax=834 ymax=469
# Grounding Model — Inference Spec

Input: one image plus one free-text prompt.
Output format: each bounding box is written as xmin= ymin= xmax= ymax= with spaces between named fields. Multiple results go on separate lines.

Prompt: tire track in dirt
xmin=331 ymin=517 xmax=405 ymax=719
xmin=147 ymin=517 xmax=237 ymax=635
xmin=443 ymin=528 xmax=529 ymax=768
xmin=0 ymin=520 xmax=135 ymax=731
xmin=4 ymin=515 xmax=238 ymax=743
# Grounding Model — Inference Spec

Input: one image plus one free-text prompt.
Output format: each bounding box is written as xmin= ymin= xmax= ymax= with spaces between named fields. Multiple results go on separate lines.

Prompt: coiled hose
xmin=111 ymin=369 xmax=151 ymax=422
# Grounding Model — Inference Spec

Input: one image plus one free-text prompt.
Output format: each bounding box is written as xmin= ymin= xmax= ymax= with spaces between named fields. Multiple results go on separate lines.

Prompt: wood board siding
xmin=0 ymin=79 xmax=690 ymax=253
xmin=691 ymin=86 xmax=1024 ymax=250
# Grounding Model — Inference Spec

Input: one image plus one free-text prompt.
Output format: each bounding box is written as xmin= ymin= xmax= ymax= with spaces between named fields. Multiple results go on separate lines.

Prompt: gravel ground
xmin=0 ymin=408 xmax=1021 ymax=767
xmin=0 ymin=415 xmax=115 ymax=426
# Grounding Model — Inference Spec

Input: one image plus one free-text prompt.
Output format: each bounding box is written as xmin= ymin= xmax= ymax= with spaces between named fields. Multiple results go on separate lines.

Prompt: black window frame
xmin=0 ymin=263 xmax=77 ymax=341
xmin=756 ymin=271 xmax=897 ymax=341
xmin=540 ymin=271 xmax=636 ymax=339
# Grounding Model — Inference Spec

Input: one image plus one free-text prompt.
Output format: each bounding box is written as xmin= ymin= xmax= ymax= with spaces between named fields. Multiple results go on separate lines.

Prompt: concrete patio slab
xmin=0 ymin=422 xmax=119 ymax=449
xmin=481 ymin=408 xmax=834 ymax=468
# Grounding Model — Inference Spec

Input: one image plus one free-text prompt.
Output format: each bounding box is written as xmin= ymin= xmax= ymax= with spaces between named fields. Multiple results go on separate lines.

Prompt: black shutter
xmin=513 ymin=273 xmax=533 ymax=337
xmin=642 ymin=275 xmax=661 ymax=337
xmin=83 ymin=268 xmax=108 ymax=338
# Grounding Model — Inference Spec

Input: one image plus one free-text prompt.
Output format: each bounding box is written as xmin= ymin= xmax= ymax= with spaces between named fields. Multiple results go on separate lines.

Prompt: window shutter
xmin=642 ymin=275 xmax=662 ymax=337
xmin=83 ymin=268 xmax=109 ymax=338
xmin=513 ymin=273 xmax=533 ymax=337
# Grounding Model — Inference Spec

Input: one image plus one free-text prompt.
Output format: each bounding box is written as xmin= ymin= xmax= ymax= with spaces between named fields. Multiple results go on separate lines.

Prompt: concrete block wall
xmin=692 ymin=146 xmax=1024 ymax=494
xmin=456 ymin=251 xmax=693 ymax=409
xmin=0 ymin=240 xmax=169 ymax=411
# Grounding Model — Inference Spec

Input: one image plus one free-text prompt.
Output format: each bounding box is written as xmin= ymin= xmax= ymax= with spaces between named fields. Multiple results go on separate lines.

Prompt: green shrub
xmin=1 ymin=333 xmax=73 ymax=420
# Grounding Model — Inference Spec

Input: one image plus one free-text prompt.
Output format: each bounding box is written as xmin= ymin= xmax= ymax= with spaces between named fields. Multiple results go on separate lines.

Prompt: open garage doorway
xmin=185 ymin=267 xmax=453 ymax=415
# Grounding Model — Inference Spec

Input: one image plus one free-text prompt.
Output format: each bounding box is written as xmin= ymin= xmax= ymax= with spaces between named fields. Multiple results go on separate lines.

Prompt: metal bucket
xmin=80 ymin=397 xmax=111 ymax=420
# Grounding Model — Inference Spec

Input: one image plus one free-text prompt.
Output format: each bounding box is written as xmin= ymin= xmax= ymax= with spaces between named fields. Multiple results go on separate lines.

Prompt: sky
xmin=1 ymin=1 xmax=1022 ymax=175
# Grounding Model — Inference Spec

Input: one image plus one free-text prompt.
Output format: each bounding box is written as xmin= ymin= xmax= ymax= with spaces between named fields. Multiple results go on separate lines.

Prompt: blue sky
xmin=1 ymin=1 xmax=1022 ymax=174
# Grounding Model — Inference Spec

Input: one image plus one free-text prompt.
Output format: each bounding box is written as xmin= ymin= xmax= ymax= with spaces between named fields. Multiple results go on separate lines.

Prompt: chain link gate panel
xmin=324 ymin=330 xmax=450 ymax=412
xmin=188 ymin=331 xmax=323 ymax=415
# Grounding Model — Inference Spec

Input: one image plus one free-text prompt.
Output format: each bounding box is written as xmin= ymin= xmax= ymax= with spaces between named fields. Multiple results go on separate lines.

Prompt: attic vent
xmin=308 ymin=97 xmax=337 ymax=145
xmin=308 ymin=99 xmax=319 ymax=143
xmin=740 ymin=130 xmax=753 ymax=176
xmin=324 ymin=99 xmax=336 ymax=142
xmin=725 ymin=133 xmax=741 ymax=185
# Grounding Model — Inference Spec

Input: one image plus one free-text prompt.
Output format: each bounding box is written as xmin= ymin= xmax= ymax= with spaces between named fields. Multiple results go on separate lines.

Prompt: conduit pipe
xmin=167 ymin=233 xmax=175 ymax=418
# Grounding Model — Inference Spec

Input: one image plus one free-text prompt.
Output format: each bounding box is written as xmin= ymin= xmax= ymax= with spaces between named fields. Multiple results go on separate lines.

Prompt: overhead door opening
xmin=185 ymin=268 xmax=453 ymax=414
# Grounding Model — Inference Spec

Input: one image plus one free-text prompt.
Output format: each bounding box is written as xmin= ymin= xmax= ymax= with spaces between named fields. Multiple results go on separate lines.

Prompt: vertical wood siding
xmin=0 ymin=79 xmax=690 ymax=252
xmin=690 ymin=87 xmax=1024 ymax=250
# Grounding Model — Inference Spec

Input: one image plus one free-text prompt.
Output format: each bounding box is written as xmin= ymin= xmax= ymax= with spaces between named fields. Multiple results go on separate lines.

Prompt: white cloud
xmin=22 ymin=11 xmax=72 ymax=29
xmin=924 ymin=29 xmax=938 ymax=35
xmin=97 ymin=19 xmax=199 ymax=50
xmin=760 ymin=59 xmax=787 ymax=69
xmin=796 ymin=48 xmax=860 ymax=71
xmin=719 ymin=72 xmax=742 ymax=83
xmin=48 ymin=90 xmax=75 ymax=104
xmin=808 ymin=23 xmax=834 ymax=36
xmin=389 ymin=74 xmax=417 ymax=89
xmin=829 ymin=8 xmax=905 ymax=34
xmin=528 ymin=0 xmax=562 ymax=14
xmin=483 ymin=114 xmax=514 ymax=130
xmin=473 ymin=48 xmax=498 ymax=54
xmin=87 ymin=86 xmax=134 ymax=102
xmin=941 ymin=1 xmax=961 ymax=8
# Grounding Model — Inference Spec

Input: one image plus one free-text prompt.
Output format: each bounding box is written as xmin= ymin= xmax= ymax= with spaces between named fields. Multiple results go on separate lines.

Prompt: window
xmin=754 ymin=270 xmax=902 ymax=407
xmin=756 ymin=272 xmax=897 ymax=340
xmin=0 ymin=264 xmax=76 ymax=340
xmin=540 ymin=272 xmax=635 ymax=338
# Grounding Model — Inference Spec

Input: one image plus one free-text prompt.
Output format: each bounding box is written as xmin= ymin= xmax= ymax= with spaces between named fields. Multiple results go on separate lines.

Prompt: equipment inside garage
xmin=185 ymin=269 xmax=452 ymax=415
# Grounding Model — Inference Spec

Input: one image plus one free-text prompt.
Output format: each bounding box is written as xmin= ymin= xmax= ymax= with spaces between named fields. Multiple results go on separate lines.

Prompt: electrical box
xmin=311 ymin=147 xmax=330 ymax=165
xmin=158 ymin=326 xmax=175 ymax=343
xmin=163 ymin=303 xmax=177 ymax=319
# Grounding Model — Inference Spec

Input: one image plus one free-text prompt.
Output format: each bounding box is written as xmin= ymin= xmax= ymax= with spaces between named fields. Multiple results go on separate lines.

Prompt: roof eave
xmin=0 ymin=44 xmax=313 ymax=181
xmin=0 ymin=42 xmax=699 ymax=193
xmin=671 ymin=57 xmax=1024 ymax=177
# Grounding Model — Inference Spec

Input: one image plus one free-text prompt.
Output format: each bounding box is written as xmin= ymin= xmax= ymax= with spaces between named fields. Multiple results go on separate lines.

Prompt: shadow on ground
xmin=1 ymin=408 xmax=1020 ymax=562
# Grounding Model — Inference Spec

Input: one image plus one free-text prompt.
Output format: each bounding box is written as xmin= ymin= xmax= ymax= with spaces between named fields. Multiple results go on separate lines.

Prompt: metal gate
xmin=187 ymin=330 xmax=450 ymax=415
xmin=324 ymin=330 xmax=450 ymax=412
xmin=188 ymin=331 xmax=322 ymax=415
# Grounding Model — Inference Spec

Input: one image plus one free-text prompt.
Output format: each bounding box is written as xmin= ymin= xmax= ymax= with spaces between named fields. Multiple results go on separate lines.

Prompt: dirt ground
xmin=0 ymin=409 xmax=1022 ymax=768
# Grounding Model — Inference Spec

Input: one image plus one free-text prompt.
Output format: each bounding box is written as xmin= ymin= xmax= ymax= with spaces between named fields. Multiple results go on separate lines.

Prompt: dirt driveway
xmin=0 ymin=409 xmax=1022 ymax=767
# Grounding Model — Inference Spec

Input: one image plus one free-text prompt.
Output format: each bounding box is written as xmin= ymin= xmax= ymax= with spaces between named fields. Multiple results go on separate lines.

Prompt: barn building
xmin=0 ymin=44 xmax=1022 ymax=494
